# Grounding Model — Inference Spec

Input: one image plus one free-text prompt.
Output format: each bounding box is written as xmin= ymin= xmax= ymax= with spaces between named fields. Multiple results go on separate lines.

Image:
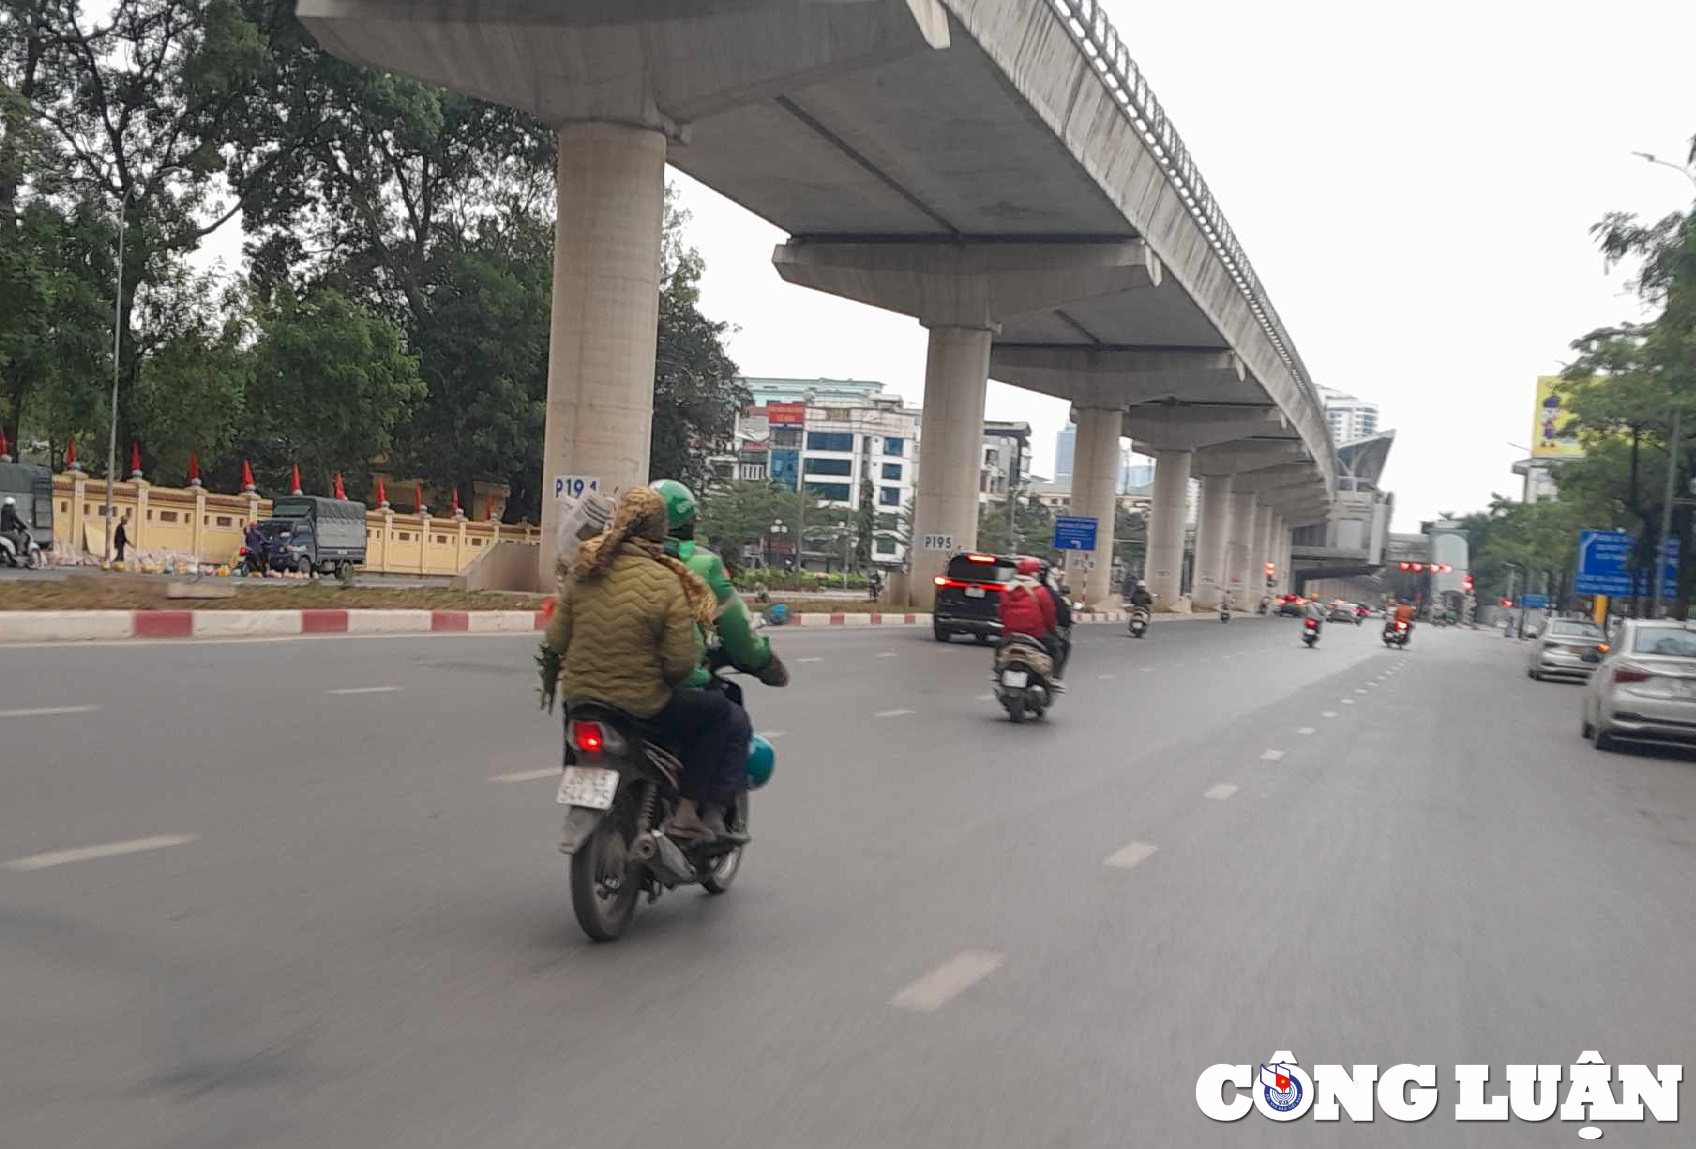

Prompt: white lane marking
xmin=1321 ymin=710 xmax=1339 ymax=719
xmin=1366 ymin=682 xmax=1379 ymax=688
xmin=891 ymin=950 xmax=1004 ymax=1012
xmin=876 ymin=651 xmax=897 ymax=658
xmin=4 ymin=834 xmax=197 ymax=872
xmin=1203 ymin=784 xmax=1238 ymax=801
xmin=1103 ymin=840 xmax=1159 ymax=870
xmin=1260 ymin=749 xmax=1286 ymax=762
xmin=1139 ymin=667 xmax=1154 ymax=673
xmin=489 ymin=769 xmax=557 ymax=783
xmin=1097 ymin=673 xmax=1117 ymax=680
xmin=328 ymin=686 xmax=401 ymax=696
xmin=1355 ymin=688 xmax=1368 ymax=694
xmin=1341 ymin=698 xmax=1356 ymax=705
xmin=758 ymin=731 xmax=786 ymax=740
xmin=875 ymin=708 xmax=914 ymax=719
xmin=1296 ymin=726 xmax=1316 ymax=735
xmin=975 ymin=693 xmax=995 ymax=701
xmin=0 ymin=704 xmax=99 ymax=719
xmin=797 ymin=657 xmax=824 ymax=664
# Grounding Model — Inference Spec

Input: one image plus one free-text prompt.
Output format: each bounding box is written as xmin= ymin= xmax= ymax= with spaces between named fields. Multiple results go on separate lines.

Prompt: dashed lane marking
xmin=1341 ymin=698 xmax=1356 ymax=705
xmin=891 ymin=950 xmax=1005 ymax=1013
xmin=1103 ymin=841 xmax=1159 ymax=870
xmin=1203 ymin=784 xmax=1238 ymax=801
xmin=1322 ymin=711 xmax=1339 ymax=719
xmin=759 ymin=731 xmax=785 ymax=740
xmin=1260 ymin=749 xmax=1286 ymax=762
xmin=4 ymin=834 xmax=197 ymax=872
xmin=797 ymin=657 xmax=824 ymax=664
xmin=1296 ymin=726 xmax=1316 ymax=735
xmin=489 ymin=769 xmax=557 ymax=784
xmin=876 ymin=652 xmax=897 ymax=658
xmin=329 ymin=686 xmax=401 ymax=696
xmin=875 ymin=708 xmax=915 ymax=719
xmin=1097 ymin=673 xmax=1117 ymax=680
xmin=0 ymin=705 xmax=99 ymax=719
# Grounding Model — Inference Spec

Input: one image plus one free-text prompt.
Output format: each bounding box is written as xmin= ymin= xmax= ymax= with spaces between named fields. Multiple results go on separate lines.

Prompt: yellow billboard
xmin=1532 ymin=376 xmax=1583 ymax=459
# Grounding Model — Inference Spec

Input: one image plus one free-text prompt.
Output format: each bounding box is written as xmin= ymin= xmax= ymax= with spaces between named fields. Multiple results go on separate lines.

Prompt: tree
xmin=243 ymin=286 xmax=423 ymax=494
xmin=696 ymin=479 xmax=850 ymax=570
xmin=15 ymin=0 xmax=327 ymax=460
xmin=128 ymin=272 xmax=250 ymax=481
xmin=649 ymin=187 xmax=745 ymax=489
xmin=976 ymin=497 xmax=1054 ymax=557
xmin=855 ymin=477 xmax=875 ymax=568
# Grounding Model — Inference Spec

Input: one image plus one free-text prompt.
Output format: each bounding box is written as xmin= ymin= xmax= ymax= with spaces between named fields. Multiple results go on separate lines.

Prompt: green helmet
xmin=648 ymin=479 xmax=698 ymax=533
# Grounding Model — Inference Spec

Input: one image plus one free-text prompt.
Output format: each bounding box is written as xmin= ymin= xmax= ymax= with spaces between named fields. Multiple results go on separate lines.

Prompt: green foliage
xmin=696 ymin=480 xmax=850 ymax=568
xmin=245 ymin=286 xmax=424 ymax=493
xmin=975 ymin=497 xmax=1055 ymax=557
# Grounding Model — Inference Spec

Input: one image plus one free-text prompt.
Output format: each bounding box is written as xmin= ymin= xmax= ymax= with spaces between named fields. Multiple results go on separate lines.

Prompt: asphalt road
xmin=3 ymin=618 xmax=1695 ymax=1147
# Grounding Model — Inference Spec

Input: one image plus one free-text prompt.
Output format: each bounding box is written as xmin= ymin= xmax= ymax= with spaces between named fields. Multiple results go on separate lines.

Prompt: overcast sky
xmin=673 ymin=0 xmax=1696 ymax=528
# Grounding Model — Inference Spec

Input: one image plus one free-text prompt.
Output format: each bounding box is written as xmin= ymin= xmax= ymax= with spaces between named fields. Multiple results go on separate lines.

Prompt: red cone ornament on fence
xmin=485 ymin=493 xmax=494 ymax=522
xmin=415 ymin=484 xmax=427 ymax=516
xmin=290 ymin=464 xmax=303 ymax=496
xmin=375 ymin=476 xmax=389 ymax=508
xmin=0 ymin=426 xmax=10 ymax=461
xmin=187 ymin=452 xmax=201 ymax=487
xmin=65 ymin=437 xmax=76 ymax=470
xmin=333 ymin=473 xmax=347 ymax=500
xmin=241 ymin=459 xmax=256 ymax=493
xmin=451 ymin=487 xmax=462 ymax=517
xmin=130 ymin=441 xmax=143 ymax=479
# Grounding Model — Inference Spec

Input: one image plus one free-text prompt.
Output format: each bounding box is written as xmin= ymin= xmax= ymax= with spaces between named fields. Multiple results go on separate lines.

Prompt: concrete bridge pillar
xmin=1069 ymin=407 xmax=1122 ymax=608
xmin=1249 ymin=504 xmax=1274 ymax=606
xmin=539 ymin=122 xmax=667 ymax=585
xmin=1191 ymin=475 xmax=1234 ymax=611
xmin=1225 ymin=492 xmax=1257 ymax=607
xmin=910 ymin=325 xmax=993 ymax=599
xmin=1146 ymin=449 xmax=1192 ymax=609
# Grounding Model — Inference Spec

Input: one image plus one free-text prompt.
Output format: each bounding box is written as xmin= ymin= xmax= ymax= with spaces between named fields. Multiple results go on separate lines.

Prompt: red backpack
xmin=1000 ymin=578 xmax=1051 ymax=638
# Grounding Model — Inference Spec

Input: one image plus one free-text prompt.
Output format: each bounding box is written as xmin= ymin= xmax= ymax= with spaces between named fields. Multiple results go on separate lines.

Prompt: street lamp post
xmin=103 ymin=198 xmax=126 ymax=564
xmin=1632 ymin=150 xmax=1696 ymax=191
xmin=1651 ymin=409 xmax=1682 ymax=619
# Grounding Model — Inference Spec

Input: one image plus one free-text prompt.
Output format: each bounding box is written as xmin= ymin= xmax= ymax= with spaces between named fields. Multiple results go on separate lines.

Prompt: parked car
xmin=259 ymin=495 xmax=367 ymax=578
xmin=1325 ymin=600 xmax=1358 ymax=624
xmin=933 ymin=552 xmax=1016 ymax=643
xmin=1582 ymin=620 xmax=1696 ymax=752
xmin=1527 ymin=618 xmax=1607 ymax=682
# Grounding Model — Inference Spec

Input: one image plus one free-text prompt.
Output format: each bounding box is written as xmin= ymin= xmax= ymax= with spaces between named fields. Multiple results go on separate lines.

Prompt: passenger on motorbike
xmin=1002 ymin=557 xmax=1068 ymax=691
xmin=543 ymin=487 xmax=749 ymax=843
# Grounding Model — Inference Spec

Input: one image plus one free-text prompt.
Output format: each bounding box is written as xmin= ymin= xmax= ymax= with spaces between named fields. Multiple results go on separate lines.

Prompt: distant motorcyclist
xmin=1393 ymin=599 xmax=1416 ymax=644
xmin=1001 ymin=557 xmax=1067 ymax=690
xmin=0 ymin=495 xmax=24 ymax=541
xmin=1128 ymin=579 xmax=1155 ymax=610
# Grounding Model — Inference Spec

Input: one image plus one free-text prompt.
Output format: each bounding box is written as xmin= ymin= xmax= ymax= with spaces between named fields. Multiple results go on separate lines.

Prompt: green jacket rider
xmin=649 ymin=479 xmax=786 ymax=688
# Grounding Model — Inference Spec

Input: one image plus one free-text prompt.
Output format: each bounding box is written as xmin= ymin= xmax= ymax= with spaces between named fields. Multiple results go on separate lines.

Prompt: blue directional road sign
xmin=1574 ymin=530 xmax=1678 ymax=598
xmin=1519 ymin=593 xmax=1550 ymax=610
xmin=1052 ymin=516 xmax=1098 ymax=552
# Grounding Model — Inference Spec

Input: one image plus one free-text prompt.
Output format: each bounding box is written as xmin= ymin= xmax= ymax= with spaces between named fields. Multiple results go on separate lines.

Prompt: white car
xmin=1582 ymin=620 xmax=1696 ymax=752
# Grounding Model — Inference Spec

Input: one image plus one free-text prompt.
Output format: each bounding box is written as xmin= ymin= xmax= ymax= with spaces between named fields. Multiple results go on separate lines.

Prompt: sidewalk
xmin=0 ymin=605 xmax=1235 ymax=644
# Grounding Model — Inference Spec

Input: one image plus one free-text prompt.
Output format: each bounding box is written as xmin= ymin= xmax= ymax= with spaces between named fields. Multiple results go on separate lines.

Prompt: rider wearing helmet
xmin=1128 ymin=578 xmax=1154 ymax=610
xmin=650 ymin=479 xmax=788 ymax=837
xmin=0 ymin=496 xmax=25 ymax=555
xmin=1002 ymin=556 xmax=1068 ymax=690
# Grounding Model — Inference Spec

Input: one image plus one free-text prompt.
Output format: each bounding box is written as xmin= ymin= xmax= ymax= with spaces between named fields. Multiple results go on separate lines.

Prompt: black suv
xmin=933 ymin=552 xmax=1017 ymax=643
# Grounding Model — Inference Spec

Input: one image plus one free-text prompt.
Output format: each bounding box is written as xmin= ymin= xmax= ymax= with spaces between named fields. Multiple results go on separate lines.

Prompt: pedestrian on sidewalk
xmin=113 ymin=511 xmax=131 ymax=563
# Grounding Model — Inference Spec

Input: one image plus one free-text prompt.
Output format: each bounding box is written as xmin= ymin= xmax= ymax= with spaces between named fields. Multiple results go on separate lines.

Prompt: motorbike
xmin=1128 ymin=605 xmax=1151 ymax=638
xmin=992 ymin=633 xmax=1057 ymax=723
xmin=558 ymin=665 xmax=779 ymax=942
xmin=1383 ymin=619 xmax=1410 ymax=648
xmin=0 ymin=526 xmax=44 ymax=570
xmin=1302 ymin=616 xmax=1321 ymax=648
xmin=1219 ymin=598 xmax=1232 ymax=624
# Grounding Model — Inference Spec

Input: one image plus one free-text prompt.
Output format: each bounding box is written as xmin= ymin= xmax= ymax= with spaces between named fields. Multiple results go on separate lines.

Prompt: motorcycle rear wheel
xmin=700 ymin=793 xmax=749 ymax=895
xmin=1005 ymin=694 xmax=1027 ymax=723
xmin=570 ymin=813 xmax=641 ymax=942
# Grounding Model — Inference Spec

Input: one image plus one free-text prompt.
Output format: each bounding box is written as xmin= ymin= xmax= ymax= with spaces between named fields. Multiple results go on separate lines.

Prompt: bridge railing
xmin=1046 ymin=0 xmax=1320 ymax=414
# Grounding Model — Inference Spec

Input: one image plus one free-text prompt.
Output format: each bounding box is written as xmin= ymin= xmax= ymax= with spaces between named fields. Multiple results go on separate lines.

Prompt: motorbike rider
xmin=1393 ymin=599 xmax=1416 ymax=643
xmin=1128 ymin=579 xmax=1155 ymax=612
xmin=0 ymin=495 xmax=26 ymax=550
xmin=1001 ymin=556 xmax=1068 ymax=691
xmin=543 ymin=486 xmax=750 ymax=843
xmin=1302 ymin=596 xmax=1326 ymax=633
xmin=651 ymin=480 xmax=787 ymax=831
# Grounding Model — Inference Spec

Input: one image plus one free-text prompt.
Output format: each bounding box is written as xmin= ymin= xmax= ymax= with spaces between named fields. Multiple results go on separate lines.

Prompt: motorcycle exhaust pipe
xmin=645 ymin=830 xmax=696 ymax=888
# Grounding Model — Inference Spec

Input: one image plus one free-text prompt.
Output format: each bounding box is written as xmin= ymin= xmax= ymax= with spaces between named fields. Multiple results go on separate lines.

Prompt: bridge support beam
xmin=1190 ymin=475 xmax=1234 ymax=611
xmin=774 ymin=239 xmax=1158 ymax=607
xmin=1068 ymin=407 xmax=1122 ymax=608
xmin=1226 ymin=492 xmax=1258 ymax=606
xmin=540 ymin=121 xmax=667 ymax=587
xmin=1145 ymin=449 xmax=1192 ymax=610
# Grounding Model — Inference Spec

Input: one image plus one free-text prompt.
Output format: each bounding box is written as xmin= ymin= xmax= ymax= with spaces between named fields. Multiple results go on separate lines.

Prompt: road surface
xmin=3 ymin=618 xmax=1693 ymax=1146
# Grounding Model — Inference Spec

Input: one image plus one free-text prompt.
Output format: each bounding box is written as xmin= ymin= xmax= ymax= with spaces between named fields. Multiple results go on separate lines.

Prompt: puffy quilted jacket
xmin=545 ymin=544 xmax=703 ymax=718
